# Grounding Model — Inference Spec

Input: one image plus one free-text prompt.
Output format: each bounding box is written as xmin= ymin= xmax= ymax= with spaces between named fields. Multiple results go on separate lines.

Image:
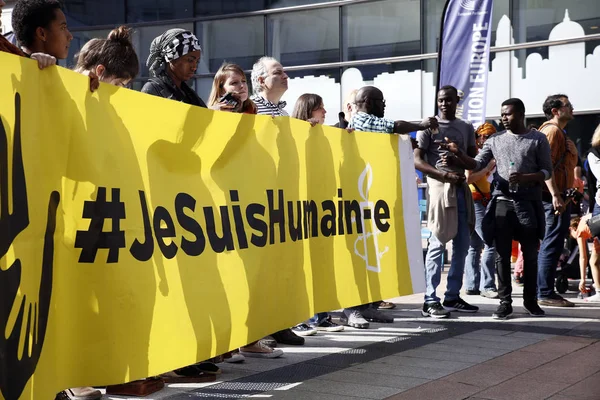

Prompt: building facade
xmin=2 ymin=0 xmax=600 ymax=152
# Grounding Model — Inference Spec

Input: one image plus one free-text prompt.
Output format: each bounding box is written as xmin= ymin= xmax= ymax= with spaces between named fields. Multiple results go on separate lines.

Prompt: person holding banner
xmin=73 ymin=26 xmax=139 ymax=89
xmin=142 ymin=28 xmax=206 ymax=108
xmin=3 ymin=0 xmax=68 ymax=69
xmin=207 ymin=62 xmax=257 ymax=114
xmin=343 ymin=85 xmax=438 ymax=328
xmin=250 ymin=56 xmax=289 ymax=117
xmin=250 ymin=56 xmax=308 ymax=345
xmin=415 ymin=85 xmax=478 ymax=319
xmin=207 ymin=62 xmax=284 ymax=360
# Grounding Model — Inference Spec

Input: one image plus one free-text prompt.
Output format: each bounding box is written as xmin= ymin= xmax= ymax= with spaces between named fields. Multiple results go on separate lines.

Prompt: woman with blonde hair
xmin=464 ymin=122 xmax=498 ymax=298
xmin=208 ymin=62 xmax=257 ymax=114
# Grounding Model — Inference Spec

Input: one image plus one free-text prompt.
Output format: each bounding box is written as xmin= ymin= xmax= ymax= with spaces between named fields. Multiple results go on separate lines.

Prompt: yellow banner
xmin=0 ymin=52 xmax=424 ymax=400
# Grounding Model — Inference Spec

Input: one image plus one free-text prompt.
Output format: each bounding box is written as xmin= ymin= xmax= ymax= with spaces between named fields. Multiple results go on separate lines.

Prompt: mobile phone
xmin=219 ymin=92 xmax=238 ymax=107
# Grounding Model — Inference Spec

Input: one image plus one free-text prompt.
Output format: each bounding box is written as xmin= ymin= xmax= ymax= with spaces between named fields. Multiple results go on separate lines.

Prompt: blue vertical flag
xmin=437 ymin=0 xmax=494 ymax=127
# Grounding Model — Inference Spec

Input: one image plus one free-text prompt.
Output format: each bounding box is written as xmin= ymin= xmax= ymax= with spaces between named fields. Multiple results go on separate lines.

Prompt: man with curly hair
xmin=12 ymin=0 xmax=72 ymax=60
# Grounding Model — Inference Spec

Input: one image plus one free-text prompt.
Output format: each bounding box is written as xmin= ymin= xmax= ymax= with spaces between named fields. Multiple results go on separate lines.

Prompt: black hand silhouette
xmin=0 ymin=93 xmax=60 ymax=400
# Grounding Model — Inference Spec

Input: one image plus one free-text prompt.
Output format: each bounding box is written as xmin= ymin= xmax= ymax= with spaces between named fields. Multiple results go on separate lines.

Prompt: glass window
xmin=195 ymin=0 xmax=338 ymax=17
xmin=513 ymin=0 xmax=600 ymax=43
xmin=64 ymin=29 xmax=112 ymax=69
xmin=63 ymin=0 xmax=125 ymax=27
xmin=267 ymin=8 xmax=340 ymax=66
xmin=195 ymin=16 xmax=265 ymax=72
xmin=127 ymin=0 xmax=193 ymax=23
xmin=342 ymin=0 xmax=420 ymax=62
xmin=131 ymin=23 xmax=196 ymax=78
xmin=282 ymin=68 xmax=342 ymax=125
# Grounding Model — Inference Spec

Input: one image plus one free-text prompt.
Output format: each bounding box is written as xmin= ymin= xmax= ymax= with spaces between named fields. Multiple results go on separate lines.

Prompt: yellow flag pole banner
xmin=0 ymin=52 xmax=425 ymax=400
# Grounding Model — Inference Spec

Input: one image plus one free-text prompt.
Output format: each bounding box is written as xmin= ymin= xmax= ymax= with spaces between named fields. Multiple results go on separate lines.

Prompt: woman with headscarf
xmin=141 ymin=28 xmax=206 ymax=107
xmin=464 ymin=122 xmax=499 ymax=299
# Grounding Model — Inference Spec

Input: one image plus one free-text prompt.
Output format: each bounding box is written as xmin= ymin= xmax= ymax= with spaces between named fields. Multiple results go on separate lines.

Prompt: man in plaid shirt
xmin=342 ymin=86 xmax=438 ymax=329
xmin=349 ymin=86 xmax=438 ymax=135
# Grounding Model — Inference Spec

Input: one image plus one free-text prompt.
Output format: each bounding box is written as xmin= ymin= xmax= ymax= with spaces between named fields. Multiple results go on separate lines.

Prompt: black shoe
xmin=523 ymin=302 xmax=546 ymax=317
xmin=465 ymin=289 xmax=480 ymax=295
xmin=492 ymin=302 xmax=513 ymax=320
xmin=271 ymin=328 xmax=305 ymax=345
xmin=443 ymin=297 xmax=479 ymax=313
xmin=361 ymin=307 xmax=394 ymax=323
xmin=421 ymin=302 xmax=450 ymax=319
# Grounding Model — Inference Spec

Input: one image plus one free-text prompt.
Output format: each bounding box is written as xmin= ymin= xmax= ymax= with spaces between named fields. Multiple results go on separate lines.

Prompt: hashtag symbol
xmin=75 ymin=187 xmax=126 ymax=263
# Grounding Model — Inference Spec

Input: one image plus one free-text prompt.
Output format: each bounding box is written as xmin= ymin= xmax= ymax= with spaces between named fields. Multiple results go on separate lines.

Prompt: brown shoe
xmin=240 ymin=341 xmax=283 ymax=358
xmin=537 ymin=295 xmax=575 ymax=307
xmin=378 ymin=301 xmax=396 ymax=310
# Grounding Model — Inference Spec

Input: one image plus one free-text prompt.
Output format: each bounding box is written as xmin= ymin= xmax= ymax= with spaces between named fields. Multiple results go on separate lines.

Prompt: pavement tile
xmin=317 ymin=369 xmax=429 ymax=390
xmin=442 ymin=363 xmax=526 ymax=388
xmin=384 ymin=380 xmax=481 ymax=400
xmin=481 ymin=349 xmax=562 ymax=370
xmin=421 ymin=343 xmax=509 ymax=357
xmin=466 ymin=329 xmax=516 ymax=336
xmin=455 ymin=332 xmax=539 ymax=344
xmin=474 ymin=377 xmax=570 ymax=400
xmin=347 ymin=362 xmax=451 ymax=380
xmin=555 ymin=346 xmax=600 ymax=367
xmin=519 ymin=338 xmax=593 ymax=356
xmin=267 ymin=390 xmax=366 ymax=399
xmin=399 ymin=348 xmax=496 ymax=363
xmin=504 ymin=332 xmax=556 ymax=340
xmin=293 ymin=378 xmax=401 ymax=399
xmin=519 ymin=358 xmax=600 ymax=384
xmin=437 ymin=337 xmax=534 ymax=351
xmin=373 ymin=355 xmax=474 ymax=372
xmin=555 ymin=372 xmax=600 ymax=399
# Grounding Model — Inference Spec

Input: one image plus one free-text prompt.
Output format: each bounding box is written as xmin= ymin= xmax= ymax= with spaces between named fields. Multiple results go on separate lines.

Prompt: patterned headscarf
xmin=146 ymin=28 xmax=202 ymax=77
xmin=476 ymin=122 xmax=497 ymax=137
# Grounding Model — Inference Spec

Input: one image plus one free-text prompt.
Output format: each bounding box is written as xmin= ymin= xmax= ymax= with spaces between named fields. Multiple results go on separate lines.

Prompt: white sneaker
xmin=292 ymin=323 xmax=317 ymax=336
xmin=585 ymin=293 xmax=600 ymax=303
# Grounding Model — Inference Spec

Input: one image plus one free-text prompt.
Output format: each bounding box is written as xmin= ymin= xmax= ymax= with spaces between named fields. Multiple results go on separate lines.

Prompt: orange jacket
xmin=539 ymin=121 xmax=578 ymax=192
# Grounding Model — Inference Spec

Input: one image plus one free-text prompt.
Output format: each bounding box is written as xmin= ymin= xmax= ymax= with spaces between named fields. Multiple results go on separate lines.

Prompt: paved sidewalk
xmin=100 ymin=273 xmax=600 ymax=400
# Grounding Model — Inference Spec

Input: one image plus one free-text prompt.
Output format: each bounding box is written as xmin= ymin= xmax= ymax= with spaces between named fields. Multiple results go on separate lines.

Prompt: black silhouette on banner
xmin=0 ymin=93 xmax=60 ymax=400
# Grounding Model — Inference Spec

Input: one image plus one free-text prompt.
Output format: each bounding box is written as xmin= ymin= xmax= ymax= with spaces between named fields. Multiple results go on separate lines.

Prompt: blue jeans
xmin=308 ymin=312 xmax=328 ymax=326
xmin=537 ymin=200 xmax=571 ymax=299
xmin=464 ymin=199 xmax=497 ymax=291
xmin=594 ymin=203 xmax=600 ymax=217
xmin=424 ymin=188 xmax=470 ymax=303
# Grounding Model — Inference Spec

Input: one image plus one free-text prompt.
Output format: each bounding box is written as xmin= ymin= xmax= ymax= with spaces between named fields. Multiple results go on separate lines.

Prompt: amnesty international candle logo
xmin=0 ymin=93 xmax=60 ymax=400
xmin=354 ymin=164 xmax=389 ymax=273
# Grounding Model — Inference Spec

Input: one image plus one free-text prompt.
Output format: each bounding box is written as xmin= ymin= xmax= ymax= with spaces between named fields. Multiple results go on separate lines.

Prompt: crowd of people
xmin=2 ymin=1 xmax=600 ymax=399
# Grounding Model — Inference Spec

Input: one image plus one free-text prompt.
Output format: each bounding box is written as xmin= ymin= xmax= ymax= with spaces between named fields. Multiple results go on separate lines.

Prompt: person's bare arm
xmin=394 ymin=117 xmax=439 ymax=134
xmin=414 ymin=148 xmax=464 ymax=184
xmin=466 ymin=159 xmax=496 ymax=184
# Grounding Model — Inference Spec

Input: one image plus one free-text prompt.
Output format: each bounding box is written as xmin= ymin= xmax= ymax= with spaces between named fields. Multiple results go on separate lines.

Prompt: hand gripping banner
xmin=0 ymin=52 xmax=424 ymax=400
xmin=437 ymin=0 xmax=494 ymax=127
